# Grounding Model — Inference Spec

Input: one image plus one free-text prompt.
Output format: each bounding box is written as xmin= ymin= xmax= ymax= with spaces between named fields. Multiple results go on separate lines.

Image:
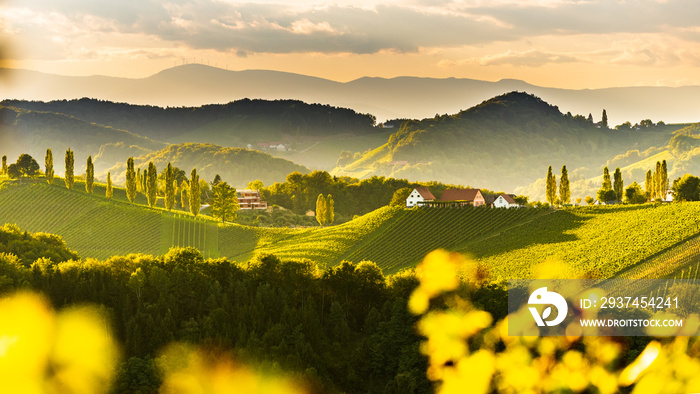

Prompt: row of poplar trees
xmin=45 ymin=148 xmax=113 ymax=198
xmin=545 ymin=165 xmax=570 ymax=206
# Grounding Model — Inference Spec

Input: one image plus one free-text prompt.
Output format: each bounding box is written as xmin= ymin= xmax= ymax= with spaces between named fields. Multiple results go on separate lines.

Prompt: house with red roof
xmin=406 ymin=187 xmax=436 ymax=207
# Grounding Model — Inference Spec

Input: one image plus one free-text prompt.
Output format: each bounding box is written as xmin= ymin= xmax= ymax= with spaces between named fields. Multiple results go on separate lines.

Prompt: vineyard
xmin=467 ymin=203 xmax=700 ymax=280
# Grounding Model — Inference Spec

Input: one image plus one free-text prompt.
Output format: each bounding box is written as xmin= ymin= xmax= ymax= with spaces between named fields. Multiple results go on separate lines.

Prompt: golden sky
xmin=2 ymin=0 xmax=699 ymax=88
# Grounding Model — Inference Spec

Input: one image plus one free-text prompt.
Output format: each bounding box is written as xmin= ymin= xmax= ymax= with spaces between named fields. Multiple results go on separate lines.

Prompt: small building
xmin=305 ymin=210 xmax=315 ymax=217
xmin=492 ymin=194 xmax=519 ymax=208
xmin=435 ymin=188 xmax=486 ymax=207
xmin=406 ymin=187 xmax=436 ymax=208
xmin=237 ymin=189 xmax=268 ymax=210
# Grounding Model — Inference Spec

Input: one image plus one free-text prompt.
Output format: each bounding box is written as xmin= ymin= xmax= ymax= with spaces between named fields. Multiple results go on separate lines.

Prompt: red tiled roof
xmin=415 ymin=186 xmax=435 ymax=200
xmin=439 ymin=189 xmax=482 ymax=201
xmin=501 ymin=194 xmax=517 ymax=204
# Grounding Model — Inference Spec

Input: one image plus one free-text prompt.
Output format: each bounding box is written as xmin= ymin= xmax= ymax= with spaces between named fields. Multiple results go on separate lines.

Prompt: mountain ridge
xmin=3 ymin=64 xmax=700 ymax=125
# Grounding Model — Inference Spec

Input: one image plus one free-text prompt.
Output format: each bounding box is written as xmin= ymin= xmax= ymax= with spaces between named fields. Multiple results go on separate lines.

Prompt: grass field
xmin=4 ymin=178 xmax=700 ymax=279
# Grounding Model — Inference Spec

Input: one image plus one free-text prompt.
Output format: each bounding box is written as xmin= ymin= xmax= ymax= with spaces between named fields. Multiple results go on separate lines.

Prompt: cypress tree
xmin=85 ymin=155 xmax=94 ymax=194
xmin=106 ymin=172 xmax=113 ymax=199
xmin=126 ymin=157 xmax=137 ymax=205
xmin=165 ymin=162 xmax=175 ymax=211
xmin=146 ymin=162 xmax=157 ymax=207
xmin=316 ymin=194 xmax=326 ymax=226
xmin=64 ymin=148 xmax=74 ymax=190
xmin=602 ymin=109 xmax=608 ymax=129
xmin=189 ymin=169 xmax=201 ymax=217
xmin=645 ymin=170 xmax=653 ymax=201
xmin=587 ymin=113 xmax=594 ymax=123
xmin=613 ymin=167 xmax=623 ymax=202
xmin=559 ymin=165 xmax=570 ymax=205
xmin=181 ymin=180 xmax=189 ymax=211
xmin=602 ymin=167 xmax=612 ymax=191
xmin=45 ymin=149 xmax=54 ymax=184
xmin=1 ymin=155 xmax=6 ymax=175
xmin=326 ymin=194 xmax=335 ymax=225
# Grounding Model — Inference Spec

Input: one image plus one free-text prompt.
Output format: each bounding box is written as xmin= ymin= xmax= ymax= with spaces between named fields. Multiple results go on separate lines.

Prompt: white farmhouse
xmin=492 ymin=194 xmax=519 ymax=208
xmin=406 ymin=187 xmax=435 ymax=207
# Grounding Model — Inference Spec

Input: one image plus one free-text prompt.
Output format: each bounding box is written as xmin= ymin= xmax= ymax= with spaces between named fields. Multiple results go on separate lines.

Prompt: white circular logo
xmin=528 ymin=287 xmax=568 ymax=327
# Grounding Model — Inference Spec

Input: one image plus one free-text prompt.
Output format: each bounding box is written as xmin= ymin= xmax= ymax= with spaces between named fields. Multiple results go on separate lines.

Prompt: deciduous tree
xmin=1 ymin=155 xmax=6 ymax=176
xmin=601 ymin=109 xmax=608 ymax=129
xmin=180 ymin=180 xmax=189 ymax=211
xmin=15 ymin=154 xmax=40 ymax=178
xmin=326 ymin=194 xmax=335 ymax=225
xmin=672 ymin=174 xmax=700 ymax=202
xmin=645 ymin=170 xmax=653 ymax=201
xmin=613 ymin=167 xmax=623 ymax=202
xmin=64 ymin=149 xmax=74 ymax=189
xmin=211 ymin=181 xmax=240 ymax=223
xmin=45 ymin=149 xmax=54 ymax=184
xmin=546 ymin=166 xmax=557 ymax=205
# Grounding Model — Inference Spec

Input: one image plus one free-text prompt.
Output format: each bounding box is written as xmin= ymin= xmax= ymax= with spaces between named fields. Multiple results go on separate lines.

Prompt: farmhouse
xmin=436 ymin=189 xmax=486 ymax=207
xmin=489 ymin=193 xmax=520 ymax=208
xmin=237 ymin=189 xmax=268 ymax=210
xmin=406 ymin=187 xmax=435 ymax=207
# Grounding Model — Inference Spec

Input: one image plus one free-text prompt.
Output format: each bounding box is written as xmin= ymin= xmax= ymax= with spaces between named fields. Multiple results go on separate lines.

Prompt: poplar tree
xmin=602 ymin=167 xmax=612 ymax=191
xmin=165 ymin=162 xmax=175 ymax=211
xmin=654 ymin=161 xmax=662 ymax=200
xmin=142 ymin=168 xmax=148 ymax=195
xmin=613 ymin=167 xmax=623 ymax=202
xmin=545 ymin=166 xmax=557 ymax=205
xmin=106 ymin=172 xmax=113 ymax=199
xmin=559 ymin=165 xmax=570 ymax=205
xmin=146 ymin=162 xmax=157 ymax=207
xmin=661 ymin=160 xmax=669 ymax=199
xmin=602 ymin=109 xmax=608 ymax=129
xmin=645 ymin=170 xmax=653 ymax=201
xmin=64 ymin=148 xmax=74 ymax=190
xmin=326 ymin=194 xmax=335 ymax=225
xmin=316 ymin=194 xmax=327 ymax=226
xmin=85 ymin=155 xmax=94 ymax=194
xmin=126 ymin=157 xmax=137 ymax=205
xmin=181 ymin=180 xmax=189 ymax=211
xmin=45 ymin=149 xmax=54 ymax=184
xmin=1 ymin=155 xmax=6 ymax=175
xmin=189 ymin=169 xmax=201 ymax=217
xmin=136 ymin=168 xmax=142 ymax=193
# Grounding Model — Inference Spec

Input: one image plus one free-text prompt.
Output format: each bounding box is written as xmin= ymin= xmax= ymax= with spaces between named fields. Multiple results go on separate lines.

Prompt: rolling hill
xmin=3 ymin=178 xmax=700 ymax=279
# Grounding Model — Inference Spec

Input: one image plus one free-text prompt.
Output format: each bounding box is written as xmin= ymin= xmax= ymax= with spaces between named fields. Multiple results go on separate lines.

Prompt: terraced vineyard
xmin=615 ymin=232 xmax=700 ymax=280
xmin=468 ymin=203 xmax=700 ymax=280
xmin=340 ymin=207 xmax=550 ymax=274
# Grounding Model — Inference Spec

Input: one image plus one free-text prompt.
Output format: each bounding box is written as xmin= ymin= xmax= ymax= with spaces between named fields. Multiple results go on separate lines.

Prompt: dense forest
xmin=1 ymin=98 xmax=379 ymax=141
xmin=0 ymin=224 xmax=509 ymax=393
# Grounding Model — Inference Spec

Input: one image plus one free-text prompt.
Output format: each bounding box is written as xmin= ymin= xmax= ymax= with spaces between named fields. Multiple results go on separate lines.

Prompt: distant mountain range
xmin=3 ymin=64 xmax=700 ymax=125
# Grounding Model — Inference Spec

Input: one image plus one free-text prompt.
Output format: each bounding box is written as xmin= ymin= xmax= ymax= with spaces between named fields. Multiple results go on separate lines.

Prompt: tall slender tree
xmin=181 ymin=180 xmax=189 ymax=211
xmin=654 ymin=161 xmax=662 ymax=200
xmin=326 ymin=194 xmax=335 ymax=225
xmin=601 ymin=109 xmax=608 ymax=129
xmin=1 ymin=155 xmax=6 ymax=175
xmin=189 ymin=169 xmax=201 ymax=217
xmin=141 ymin=168 xmax=148 ymax=195
xmin=106 ymin=172 xmax=113 ymax=199
xmin=136 ymin=168 xmax=143 ymax=193
xmin=613 ymin=167 xmax=623 ymax=202
xmin=64 ymin=148 xmax=74 ymax=190
xmin=85 ymin=155 xmax=94 ymax=194
xmin=546 ymin=166 xmax=557 ymax=205
xmin=559 ymin=165 xmax=570 ymax=205
xmin=146 ymin=162 xmax=158 ymax=207
xmin=126 ymin=157 xmax=137 ymax=205
xmin=602 ymin=167 xmax=612 ymax=191
xmin=661 ymin=160 xmax=669 ymax=199
xmin=316 ymin=194 xmax=327 ymax=226
xmin=164 ymin=162 xmax=175 ymax=211
xmin=645 ymin=170 xmax=653 ymax=201
xmin=45 ymin=149 xmax=54 ymax=184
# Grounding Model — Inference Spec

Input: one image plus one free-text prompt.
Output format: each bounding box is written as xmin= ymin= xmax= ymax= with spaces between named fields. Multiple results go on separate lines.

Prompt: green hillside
xmin=333 ymin=92 xmax=686 ymax=195
xmin=3 ymin=179 xmax=700 ymax=280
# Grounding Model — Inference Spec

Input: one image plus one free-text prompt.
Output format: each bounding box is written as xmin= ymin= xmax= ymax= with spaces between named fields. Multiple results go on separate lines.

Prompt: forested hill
xmin=0 ymin=105 xmax=166 ymax=174
xmin=332 ymin=92 xmax=682 ymax=193
xmin=105 ymin=142 xmax=309 ymax=187
xmin=1 ymin=98 xmax=379 ymax=141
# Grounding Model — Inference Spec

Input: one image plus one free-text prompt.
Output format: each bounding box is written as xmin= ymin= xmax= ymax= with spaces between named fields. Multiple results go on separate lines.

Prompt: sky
xmin=1 ymin=0 xmax=699 ymax=89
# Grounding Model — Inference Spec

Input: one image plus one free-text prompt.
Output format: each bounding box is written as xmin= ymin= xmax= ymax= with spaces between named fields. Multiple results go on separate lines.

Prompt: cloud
xmin=2 ymin=0 xmax=700 ymax=59
xmin=478 ymin=49 xmax=580 ymax=67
